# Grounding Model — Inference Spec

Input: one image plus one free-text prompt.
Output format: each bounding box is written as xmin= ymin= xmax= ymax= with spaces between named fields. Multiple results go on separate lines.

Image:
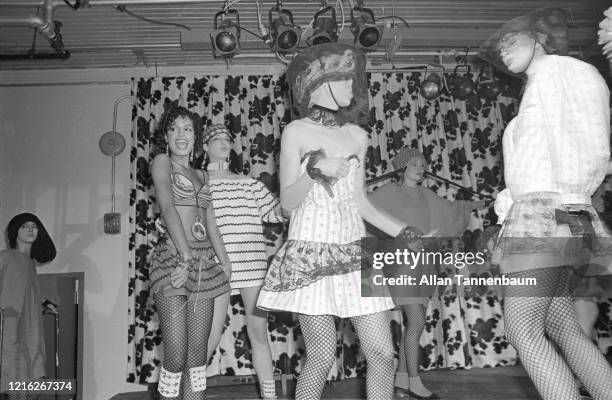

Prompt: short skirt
xmin=493 ymin=192 xmax=612 ymax=276
xmin=150 ymin=236 xmax=230 ymax=300
xmin=257 ymin=239 xmax=395 ymax=317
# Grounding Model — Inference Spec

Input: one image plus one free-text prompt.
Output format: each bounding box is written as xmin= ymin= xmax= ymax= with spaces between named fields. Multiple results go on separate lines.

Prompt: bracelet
xmin=177 ymin=255 xmax=198 ymax=270
xmin=303 ymin=149 xmax=327 ymax=181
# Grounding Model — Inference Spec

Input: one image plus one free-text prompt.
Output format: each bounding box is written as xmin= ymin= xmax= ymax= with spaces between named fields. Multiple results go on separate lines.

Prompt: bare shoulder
xmin=151 ymin=153 xmax=171 ymax=177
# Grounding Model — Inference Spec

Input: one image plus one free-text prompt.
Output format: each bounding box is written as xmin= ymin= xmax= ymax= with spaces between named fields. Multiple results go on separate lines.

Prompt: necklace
xmin=307 ymin=107 xmax=341 ymax=127
xmin=206 ymin=162 xmax=229 ymax=171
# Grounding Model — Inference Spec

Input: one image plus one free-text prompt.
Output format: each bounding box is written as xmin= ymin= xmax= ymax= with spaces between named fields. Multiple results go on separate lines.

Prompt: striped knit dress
xmin=208 ymin=177 xmax=285 ymax=292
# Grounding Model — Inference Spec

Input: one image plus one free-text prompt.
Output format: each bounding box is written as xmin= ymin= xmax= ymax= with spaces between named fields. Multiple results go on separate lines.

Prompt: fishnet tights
xmin=155 ymin=293 xmax=214 ymax=400
xmin=397 ymin=304 xmax=427 ymax=377
xmin=295 ymin=312 xmax=394 ymax=400
xmin=504 ymin=268 xmax=612 ymax=400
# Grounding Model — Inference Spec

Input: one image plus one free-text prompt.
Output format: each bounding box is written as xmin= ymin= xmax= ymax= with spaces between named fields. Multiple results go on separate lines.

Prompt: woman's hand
xmin=398 ymin=225 xmax=425 ymax=252
xmin=221 ymin=262 xmax=232 ymax=279
xmin=314 ymin=157 xmax=351 ymax=180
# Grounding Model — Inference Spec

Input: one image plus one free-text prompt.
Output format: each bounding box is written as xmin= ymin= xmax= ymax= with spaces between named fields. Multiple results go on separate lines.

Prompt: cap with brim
xmin=478 ymin=7 xmax=568 ymax=77
xmin=203 ymin=124 xmax=233 ymax=144
xmin=287 ymin=43 xmax=369 ymax=126
xmin=391 ymin=147 xmax=426 ymax=171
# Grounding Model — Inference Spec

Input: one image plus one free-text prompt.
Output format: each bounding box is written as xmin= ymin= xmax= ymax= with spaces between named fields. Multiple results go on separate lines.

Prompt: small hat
xmin=287 ymin=43 xmax=369 ymax=126
xmin=479 ymin=7 xmax=569 ymax=76
xmin=391 ymin=147 xmax=426 ymax=171
xmin=203 ymin=124 xmax=233 ymax=144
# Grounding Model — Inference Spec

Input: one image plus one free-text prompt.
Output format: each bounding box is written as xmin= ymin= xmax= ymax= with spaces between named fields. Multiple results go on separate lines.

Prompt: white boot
xmin=158 ymin=366 xmax=181 ymax=398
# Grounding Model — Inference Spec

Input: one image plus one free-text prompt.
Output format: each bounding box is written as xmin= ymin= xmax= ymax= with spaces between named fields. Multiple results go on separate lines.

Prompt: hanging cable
xmin=115 ymin=5 xmax=191 ymax=31
xmin=375 ymin=15 xmax=410 ymax=29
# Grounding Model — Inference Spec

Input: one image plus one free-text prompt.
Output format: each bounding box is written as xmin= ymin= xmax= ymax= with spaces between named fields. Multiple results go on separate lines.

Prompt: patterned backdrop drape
xmin=126 ymin=71 xmax=612 ymax=385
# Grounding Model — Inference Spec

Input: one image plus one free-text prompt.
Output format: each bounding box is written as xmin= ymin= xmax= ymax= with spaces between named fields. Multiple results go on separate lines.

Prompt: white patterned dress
xmin=257 ymin=157 xmax=395 ymax=317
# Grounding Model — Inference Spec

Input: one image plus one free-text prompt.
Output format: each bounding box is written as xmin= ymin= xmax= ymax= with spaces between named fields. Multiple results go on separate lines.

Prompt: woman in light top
xmin=203 ymin=124 xmax=284 ymax=399
xmin=480 ymin=7 xmax=612 ymax=400
xmin=257 ymin=43 xmax=419 ymax=400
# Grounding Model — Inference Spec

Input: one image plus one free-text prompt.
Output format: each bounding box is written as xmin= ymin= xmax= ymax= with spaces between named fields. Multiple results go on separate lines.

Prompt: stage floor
xmin=208 ymin=365 xmax=540 ymax=400
xmin=113 ymin=363 xmax=551 ymax=399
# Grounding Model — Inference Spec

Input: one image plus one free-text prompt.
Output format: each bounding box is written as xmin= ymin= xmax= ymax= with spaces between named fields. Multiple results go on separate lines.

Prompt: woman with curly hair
xmin=150 ymin=105 xmax=231 ymax=400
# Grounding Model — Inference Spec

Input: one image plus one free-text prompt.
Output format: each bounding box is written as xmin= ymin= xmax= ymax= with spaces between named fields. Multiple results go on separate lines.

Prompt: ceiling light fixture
xmin=350 ymin=2 xmax=382 ymax=50
xmin=211 ymin=8 xmax=241 ymax=58
xmin=307 ymin=3 xmax=338 ymax=46
xmin=269 ymin=1 xmax=301 ymax=53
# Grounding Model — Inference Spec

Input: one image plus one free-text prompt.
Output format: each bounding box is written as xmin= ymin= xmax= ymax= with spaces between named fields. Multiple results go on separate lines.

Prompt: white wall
xmin=0 ymin=81 xmax=143 ymax=400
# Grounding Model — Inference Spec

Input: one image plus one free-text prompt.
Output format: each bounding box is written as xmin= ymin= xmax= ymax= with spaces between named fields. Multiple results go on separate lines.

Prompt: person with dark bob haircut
xmin=1 ymin=213 xmax=56 ymax=399
xmin=150 ymin=104 xmax=231 ymax=400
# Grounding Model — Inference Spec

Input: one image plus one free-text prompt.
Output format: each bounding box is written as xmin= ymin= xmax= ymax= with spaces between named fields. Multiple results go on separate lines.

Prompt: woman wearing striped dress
xmin=203 ymin=124 xmax=285 ymax=399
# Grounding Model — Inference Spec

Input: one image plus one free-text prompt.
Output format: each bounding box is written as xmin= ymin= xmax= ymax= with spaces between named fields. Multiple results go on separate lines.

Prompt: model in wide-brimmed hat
xmin=257 ymin=43 xmax=420 ymax=400
xmin=479 ymin=7 xmax=612 ymax=400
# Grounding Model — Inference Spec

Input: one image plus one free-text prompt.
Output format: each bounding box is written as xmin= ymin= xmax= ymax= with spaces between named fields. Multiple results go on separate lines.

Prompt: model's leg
xmin=206 ymin=291 xmax=230 ymax=363
xmin=546 ymin=275 xmax=612 ymax=400
xmin=154 ymin=293 xmax=188 ymax=400
xmin=351 ymin=312 xmax=395 ymax=400
xmin=395 ymin=304 xmax=434 ymax=397
xmin=504 ymin=268 xmax=580 ymax=400
xmin=241 ymin=286 xmax=276 ymax=398
xmin=295 ymin=314 xmax=337 ymax=400
xmin=183 ymin=298 xmax=215 ymax=400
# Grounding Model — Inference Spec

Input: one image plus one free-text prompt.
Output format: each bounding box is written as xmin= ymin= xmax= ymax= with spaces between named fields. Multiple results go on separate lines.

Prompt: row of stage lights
xmin=211 ymin=0 xmax=383 ymax=58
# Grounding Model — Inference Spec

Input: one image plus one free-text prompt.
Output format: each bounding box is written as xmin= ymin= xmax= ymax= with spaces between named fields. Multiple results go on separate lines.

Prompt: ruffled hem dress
xmin=257 ymin=157 xmax=395 ymax=317
xmin=150 ymin=165 xmax=230 ymax=301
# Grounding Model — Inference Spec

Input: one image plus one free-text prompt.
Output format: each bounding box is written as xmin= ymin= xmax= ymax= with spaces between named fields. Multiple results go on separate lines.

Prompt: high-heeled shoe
xmin=394 ymin=386 xmax=442 ymax=400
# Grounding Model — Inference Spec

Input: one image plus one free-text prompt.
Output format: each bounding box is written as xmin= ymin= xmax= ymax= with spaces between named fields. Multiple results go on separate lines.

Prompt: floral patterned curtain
xmin=127 ymin=72 xmax=612 ymax=385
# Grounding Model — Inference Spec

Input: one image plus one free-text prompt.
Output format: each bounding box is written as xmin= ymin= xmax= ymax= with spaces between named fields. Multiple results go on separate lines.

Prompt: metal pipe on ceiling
xmin=0 ymin=0 xmax=65 ymax=51
xmin=0 ymin=0 xmax=225 ymax=6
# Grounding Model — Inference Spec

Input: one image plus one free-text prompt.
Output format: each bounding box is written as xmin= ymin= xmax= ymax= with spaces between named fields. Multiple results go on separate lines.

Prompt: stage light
xmin=211 ymin=9 xmax=241 ymax=58
xmin=307 ymin=6 xmax=338 ymax=46
xmin=476 ymin=65 xmax=501 ymax=101
xmin=420 ymin=64 xmax=445 ymax=100
xmin=269 ymin=3 xmax=302 ymax=53
xmin=350 ymin=5 xmax=382 ymax=50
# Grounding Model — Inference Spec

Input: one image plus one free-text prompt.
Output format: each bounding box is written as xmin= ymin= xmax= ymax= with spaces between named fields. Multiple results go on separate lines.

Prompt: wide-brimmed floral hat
xmin=287 ymin=43 xmax=369 ymax=126
xmin=479 ymin=7 xmax=569 ymax=75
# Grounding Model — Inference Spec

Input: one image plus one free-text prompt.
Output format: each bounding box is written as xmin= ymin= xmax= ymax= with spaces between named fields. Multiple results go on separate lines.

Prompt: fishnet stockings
xmin=504 ymin=267 xmax=612 ymax=400
xmin=296 ymin=313 xmax=394 ymax=400
xmin=397 ymin=304 xmax=426 ymax=377
xmin=155 ymin=293 xmax=214 ymax=400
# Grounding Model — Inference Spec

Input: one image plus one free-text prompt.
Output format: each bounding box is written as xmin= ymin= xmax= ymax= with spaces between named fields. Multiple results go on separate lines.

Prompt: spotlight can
xmin=211 ymin=9 xmax=241 ymax=58
xmin=351 ymin=6 xmax=382 ymax=50
xmin=306 ymin=6 xmax=338 ymax=46
xmin=269 ymin=6 xmax=302 ymax=53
